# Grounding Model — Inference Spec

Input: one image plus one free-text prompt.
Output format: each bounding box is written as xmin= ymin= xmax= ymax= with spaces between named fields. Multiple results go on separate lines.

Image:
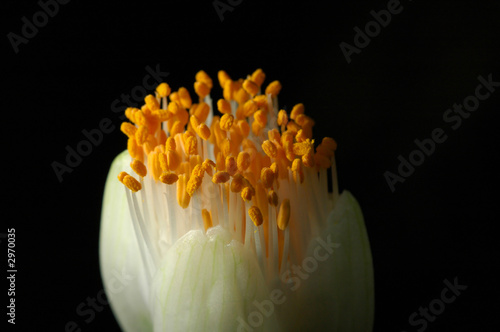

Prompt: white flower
xmin=100 ymin=69 xmax=374 ymax=331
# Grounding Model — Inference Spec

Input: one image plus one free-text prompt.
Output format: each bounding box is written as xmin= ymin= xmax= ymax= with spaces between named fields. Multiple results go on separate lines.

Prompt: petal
xmin=281 ymin=190 xmax=374 ymax=332
xmin=150 ymin=225 xmax=281 ymax=332
xmin=99 ymin=150 xmax=153 ymax=332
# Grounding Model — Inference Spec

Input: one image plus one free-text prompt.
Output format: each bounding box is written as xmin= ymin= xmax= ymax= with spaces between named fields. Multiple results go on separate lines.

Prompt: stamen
xmin=212 ymin=171 xmax=231 ymax=184
xmin=248 ymin=206 xmax=263 ymax=227
xmin=120 ymin=122 xmax=137 ymax=138
xmin=123 ymin=174 xmax=142 ymax=192
xmin=277 ymin=198 xmax=290 ymax=230
xmin=155 ymin=82 xmax=171 ymax=98
xmin=130 ymin=159 xmax=147 ymax=178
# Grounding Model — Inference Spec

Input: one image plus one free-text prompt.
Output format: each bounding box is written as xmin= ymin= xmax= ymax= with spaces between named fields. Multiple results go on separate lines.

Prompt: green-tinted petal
xmin=150 ymin=225 xmax=281 ymax=332
xmin=99 ymin=150 xmax=153 ymax=332
xmin=281 ymin=190 xmax=374 ymax=332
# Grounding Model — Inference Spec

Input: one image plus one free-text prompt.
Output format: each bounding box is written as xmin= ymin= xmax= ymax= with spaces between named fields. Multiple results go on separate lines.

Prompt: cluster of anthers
xmin=116 ymin=68 xmax=339 ymax=281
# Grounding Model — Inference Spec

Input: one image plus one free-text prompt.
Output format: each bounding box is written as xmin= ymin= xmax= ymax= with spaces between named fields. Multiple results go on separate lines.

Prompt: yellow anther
xmin=190 ymin=114 xmax=201 ymax=130
xmin=219 ymin=113 xmax=234 ymax=131
xmin=230 ymin=174 xmax=245 ymax=192
xmin=135 ymin=125 xmax=149 ymax=145
xmin=293 ymin=140 xmax=313 ymax=156
xmin=123 ymin=175 xmax=142 ymax=192
xmin=265 ymin=80 xmax=282 ymax=98
xmin=270 ymin=162 xmax=279 ymax=179
xmin=302 ymin=149 xmax=315 ymax=168
xmin=295 ymin=129 xmax=308 ymax=142
xmin=177 ymin=174 xmax=191 ymax=209
xmin=212 ymin=171 xmax=231 ymax=184
xmin=293 ymin=113 xmax=306 ymax=126
xmin=145 ymin=94 xmax=160 ymax=111
xmin=156 ymin=83 xmax=171 ymax=98
xmin=241 ymin=186 xmax=255 ymax=202
xmin=248 ymin=206 xmax=263 ymax=227
xmin=267 ymin=190 xmax=278 ymax=207
xmin=202 ymin=209 xmax=213 ymax=231
xmin=237 ymin=151 xmax=251 ymax=172
xmin=168 ymin=101 xmax=182 ymax=115
xmin=185 ymin=135 xmax=198 ymax=155
xmin=117 ymin=171 xmax=128 ymax=183
xmin=277 ymin=198 xmax=291 ymax=230
xmin=314 ymin=152 xmax=332 ymax=169
xmin=290 ymin=103 xmax=305 ymax=120
xmin=216 ymin=152 xmax=225 ymax=171
xmin=130 ymin=159 xmax=147 ymax=178
xmin=187 ymin=174 xmax=203 ymax=196
xmin=292 ymin=158 xmax=304 ymax=183
xmin=225 ymin=156 xmax=238 ymax=176
xmin=253 ymin=95 xmax=269 ymax=108
xmin=260 ymin=167 xmax=275 ymax=189
xmin=252 ymin=121 xmax=263 ymax=136
xmin=194 ymin=81 xmax=210 ymax=99
xmin=251 ymin=68 xmax=266 ymax=87
xmin=166 ymin=137 xmax=176 ymax=151
xmin=234 ymin=88 xmax=250 ymax=105
xmin=125 ymin=107 xmax=139 ymax=123
xmin=223 ymin=79 xmax=235 ymax=101
xmin=167 ymin=150 xmax=181 ymax=171
xmin=221 ymin=138 xmax=232 ymax=157
xmin=218 ymin=70 xmax=231 ymax=88
xmin=267 ymin=128 xmax=281 ymax=145
xmin=127 ymin=137 xmax=140 ymax=161
xmin=194 ymin=102 xmax=210 ymax=123
xmin=192 ymin=163 xmax=204 ymax=178
xmin=283 ymin=141 xmax=294 ymax=162
xmin=322 ymin=137 xmax=338 ymax=151
xmin=253 ymin=110 xmax=267 ymax=127
xmin=155 ymin=109 xmax=171 ymax=122
xmin=217 ymin=98 xmax=232 ymax=114
xmin=197 ymin=123 xmax=211 ymax=140
xmin=202 ymin=159 xmax=216 ymax=176
xmin=195 ymin=70 xmax=213 ymax=89
xmin=243 ymin=99 xmax=258 ymax=117
xmin=158 ymin=152 xmax=169 ymax=172
xmin=120 ymin=122 xmax=137 ymax=138
xmin=170 ymin=120 xmax=184 ymax=137
xmin=242 ymin=79 xmax=259 ymax=97
xmin=262 ymin=140 xmax=278 ymax=158
xmin=237 ymin=120 xmax=250 ymax=137
xmin=159 ymin=172 xmax=178 ymax=185
xmin=178 ymin=87 xmax=192 ymax=109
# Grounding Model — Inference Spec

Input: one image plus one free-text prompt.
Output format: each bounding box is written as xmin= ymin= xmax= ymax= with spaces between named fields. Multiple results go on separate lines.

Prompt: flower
xmin=99 ymin=69 xmax=374 ymax=331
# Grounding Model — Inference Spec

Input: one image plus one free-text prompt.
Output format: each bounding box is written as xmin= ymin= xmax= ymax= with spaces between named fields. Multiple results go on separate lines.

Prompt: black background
xmin=4 ymin=0 xmax=500 ymax=331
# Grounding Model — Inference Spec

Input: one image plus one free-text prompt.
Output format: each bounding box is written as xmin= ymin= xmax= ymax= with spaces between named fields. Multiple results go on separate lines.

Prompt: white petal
xmin=150 ymin=225 xmax=281 ymax=332
xmin=99 ymin=150 xmax=153 ymax=332
xmin=280 ymin=190 xmax=374 ymax=332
